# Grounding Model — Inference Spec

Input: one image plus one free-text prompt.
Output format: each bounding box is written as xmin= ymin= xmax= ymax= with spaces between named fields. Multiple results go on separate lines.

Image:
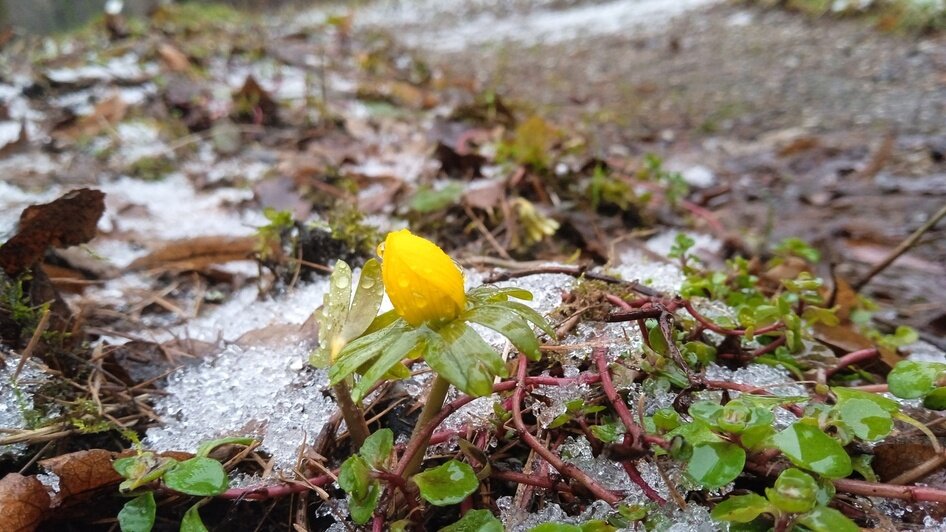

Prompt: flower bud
xmin=378 ymin=229 xmax=466 ymax=326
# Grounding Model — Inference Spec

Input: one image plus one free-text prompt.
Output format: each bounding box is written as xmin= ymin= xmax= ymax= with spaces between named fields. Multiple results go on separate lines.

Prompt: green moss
xmin=127 ymin=156 xmax=174 ymax=181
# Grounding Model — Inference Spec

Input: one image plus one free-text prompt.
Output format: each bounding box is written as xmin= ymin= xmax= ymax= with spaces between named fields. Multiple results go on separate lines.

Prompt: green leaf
xmin=667 ymin=419 xmax=721 ymax=446
xmin=925 ymin=387 xmax=946 ymax=409
xmin=163 ymin=457 xmax=229 ymax=496
xmin=831 ymin=387 xmax=899 ymax=413
xmin=687 ymin=442 xmax=745 ymax=489
xmin=341 ymin=258 xmax=384 ymax=342
xmin=180 ymin=502 xmax=209 ymax=532
xmin=439 ymin=509 xmax=504 ymax=532
xmin=410 ymin=182 xmax=464 ymax=213
xmin=113 ymin=456 xmax=140 ymax=478
xmin=116 ymin=453 xmax=177 ymax=492
xmin=464 ymin=305 xmax=541 ymax=360
xmin=771 ymin=423 xmax=852 ymax=478
xmin=647 ymin=324 xmax=669 ymax=356
xmin=795 ymin=506 xmax=859 ymax=532
xmin=195 ymin=437 xmax=255 ymax=458
xmin=413 ymin=459 xmax=479 ymax=506
xmin=428 ymin=321 xmax=508 ymax=397
xmin=467 ymin=286 xmax=534 ymax=304
xmin=836 ymin=398 xmax=893 ymax=441
xmin=528 ymin=525 xmax=582 ymax=532
xmin=487 ymin=300 xmax=556 ymax=337
xmin=338 ymin=455 xmax=380 ymax=525
xmin=312 ymin=260 xmax=353 ymax=367
xmin=652 ymin=408 xmax=682 ymax=432
xmin=118 ymin=492 xmax=156 ymax=532
xmin=765 ymin=468 xmax=818 ymax=514
xmin=689 ymin=401 xmax=723 ymax=427
xmin=710 ymin=493 xmax=771 ymax=523
xmin=887 ymin=360 xmax=945 ymax=399
xmin=590 ymin=422 xmax=621 ymax=443
xmin=578 ymin=521 xmax=616 ymax=532
xmin=329 ymin=323 xmax=404 ymax=385
xmin=360 ymin=429 xmax=393 ymax=469
xmin=352 ymin=328 xmax=429 ymax=401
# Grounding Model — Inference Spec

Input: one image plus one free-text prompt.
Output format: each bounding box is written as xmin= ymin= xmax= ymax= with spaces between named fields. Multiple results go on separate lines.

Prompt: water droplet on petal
xmin=334 ymin=276 xmax=350 ymax=289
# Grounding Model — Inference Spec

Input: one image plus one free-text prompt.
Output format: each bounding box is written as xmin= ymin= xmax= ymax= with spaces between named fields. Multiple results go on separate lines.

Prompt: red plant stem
xmin=834 ymin=478 xmax=946 ymax=503
xmin=751 ymin=335 xmax=786 ymax=357
xmin=511 ymin=354 xmax=622 ymax=505
xmin=592 ymin=346 xmax=666 ymax=505
xmin=224 ymin=373 xmax=608 ymax=501
xmin=824 ymin=348 xmax=880 ymax=379
xmin=220 ymin=473 xmax=335 ymax=500
xmin=606 ymin=294 xmax=636 ymax=310
xmin=682 ymin=300 xmax=783 ymax=337
xmin=621 ymin=461 xmax=667 ymax=505
xmin=372 ymin=515 xmax=384 ymax=532
xmin=592 ymin=347 xmax=644 ymax=445
xmin=491 ymin=470 xmax=574 ymax=492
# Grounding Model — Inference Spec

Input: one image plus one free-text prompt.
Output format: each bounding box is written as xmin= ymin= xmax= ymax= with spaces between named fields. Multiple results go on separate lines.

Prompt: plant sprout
xmin=318 ymin=229 xmax=553 ymax=480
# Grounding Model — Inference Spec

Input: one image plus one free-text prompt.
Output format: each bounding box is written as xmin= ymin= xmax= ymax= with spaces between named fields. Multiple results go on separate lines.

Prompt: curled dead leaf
xmin=0 ymin=188 xmax=106 ymax=277
xmin=127 ymin=235 xmax=258 ymax=272
xmin=0 ymin=473 xmax=51 ymax=532
xmin=38 ymin=449 xmax=123 ymax=507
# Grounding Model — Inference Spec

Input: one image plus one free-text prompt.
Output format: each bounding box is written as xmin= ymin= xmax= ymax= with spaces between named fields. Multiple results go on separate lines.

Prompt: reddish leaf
xmin=0 ymin=473 xmax=51 ymax=532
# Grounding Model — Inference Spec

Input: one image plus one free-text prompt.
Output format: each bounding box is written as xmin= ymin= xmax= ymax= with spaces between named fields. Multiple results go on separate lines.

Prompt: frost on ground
xmin=347 ymin=0 xmax=722 ymax=52
xmin=0 ymin=354 xmax=50 ymax=457
xmin=143 ymin=279 xmax=331 ymax=469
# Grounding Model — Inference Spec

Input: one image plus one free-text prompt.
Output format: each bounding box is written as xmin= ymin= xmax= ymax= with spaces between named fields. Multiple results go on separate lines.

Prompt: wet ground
xmin=347 ymin=0 xmax=946 ymax=340
xmin=1 ymin=1 xmax=946 ymax=529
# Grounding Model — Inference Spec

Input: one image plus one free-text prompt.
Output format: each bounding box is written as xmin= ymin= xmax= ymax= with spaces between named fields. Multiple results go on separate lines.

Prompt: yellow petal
xmin=379 ymin=229 xmax=465 ymax=326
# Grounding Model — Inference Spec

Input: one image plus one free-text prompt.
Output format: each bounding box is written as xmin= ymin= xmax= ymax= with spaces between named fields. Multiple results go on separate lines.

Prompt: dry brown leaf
xmin=127 ymin=235 xmax=257 ymax=272
xmin=0 ymin=473 xmax=51 ymax=532
xmin=38 ymin=449 xmax=123 ymax=507
xmin=463 ymin=179 xmax=505 ymax=211
xmin=232 ymin=75 xmax=279 ymax=125
xmin=0 ymin=188 xmax=106 ymax=276
xmin=53 ymin=94 xmax=127 ymax=141
xmin=157 ymin=42 xmax=191 ymax=72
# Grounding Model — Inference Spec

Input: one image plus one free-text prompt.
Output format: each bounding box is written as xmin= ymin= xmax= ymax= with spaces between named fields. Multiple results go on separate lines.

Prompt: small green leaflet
xmin=311 ymin=259 xmax=384 ymax=368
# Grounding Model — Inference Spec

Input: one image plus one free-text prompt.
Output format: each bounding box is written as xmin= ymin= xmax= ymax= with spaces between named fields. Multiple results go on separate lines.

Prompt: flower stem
xmin=400 ymin=375 xmax=451 ymax=479
xmin=333 ymin=381 xmax=370 ymax=450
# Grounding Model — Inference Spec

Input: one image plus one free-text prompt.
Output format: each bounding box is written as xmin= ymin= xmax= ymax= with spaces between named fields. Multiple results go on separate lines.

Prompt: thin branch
xmin=854 ymin=202 xmax=946 ymax=290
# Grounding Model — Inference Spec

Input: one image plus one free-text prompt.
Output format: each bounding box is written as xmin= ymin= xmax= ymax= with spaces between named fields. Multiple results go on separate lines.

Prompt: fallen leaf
xmin=0 ymin=188 xmax=106 ymax=277
xmin=126 ymin=236 xmax=257 ymax=272
xmin=232 ymin=75 xmax=279 ymax=126
xmin=462 ymin=179 xmax=505 ymax=211
xmin=39 ymin=449 xmax=123 ymax=507
xmin=52 ymin=94 xmax=128 ymax=141
xmin=435 ymin=142 xmax=485 ymax=178
xmin=0 ymin=473 xmax=50 ymax=532
xmin=157 ymin=42 xmax=191 ymax=72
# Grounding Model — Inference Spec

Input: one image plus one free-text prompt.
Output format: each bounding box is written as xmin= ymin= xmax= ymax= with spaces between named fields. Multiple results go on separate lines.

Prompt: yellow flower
xmin=378 ymin=229 xmax=466 ymax=326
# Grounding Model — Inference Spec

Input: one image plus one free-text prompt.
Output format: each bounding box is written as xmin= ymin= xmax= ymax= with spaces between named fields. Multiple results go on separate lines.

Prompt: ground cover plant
xmin=1 ymin=1 xmax=945 ymax=531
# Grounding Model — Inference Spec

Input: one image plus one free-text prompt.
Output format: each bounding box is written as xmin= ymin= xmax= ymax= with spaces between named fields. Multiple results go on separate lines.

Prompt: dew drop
xmin=398 ymin=278 xmax=409 ymax=288
xmin=334 ymin=276 xmax=350 ymax=289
